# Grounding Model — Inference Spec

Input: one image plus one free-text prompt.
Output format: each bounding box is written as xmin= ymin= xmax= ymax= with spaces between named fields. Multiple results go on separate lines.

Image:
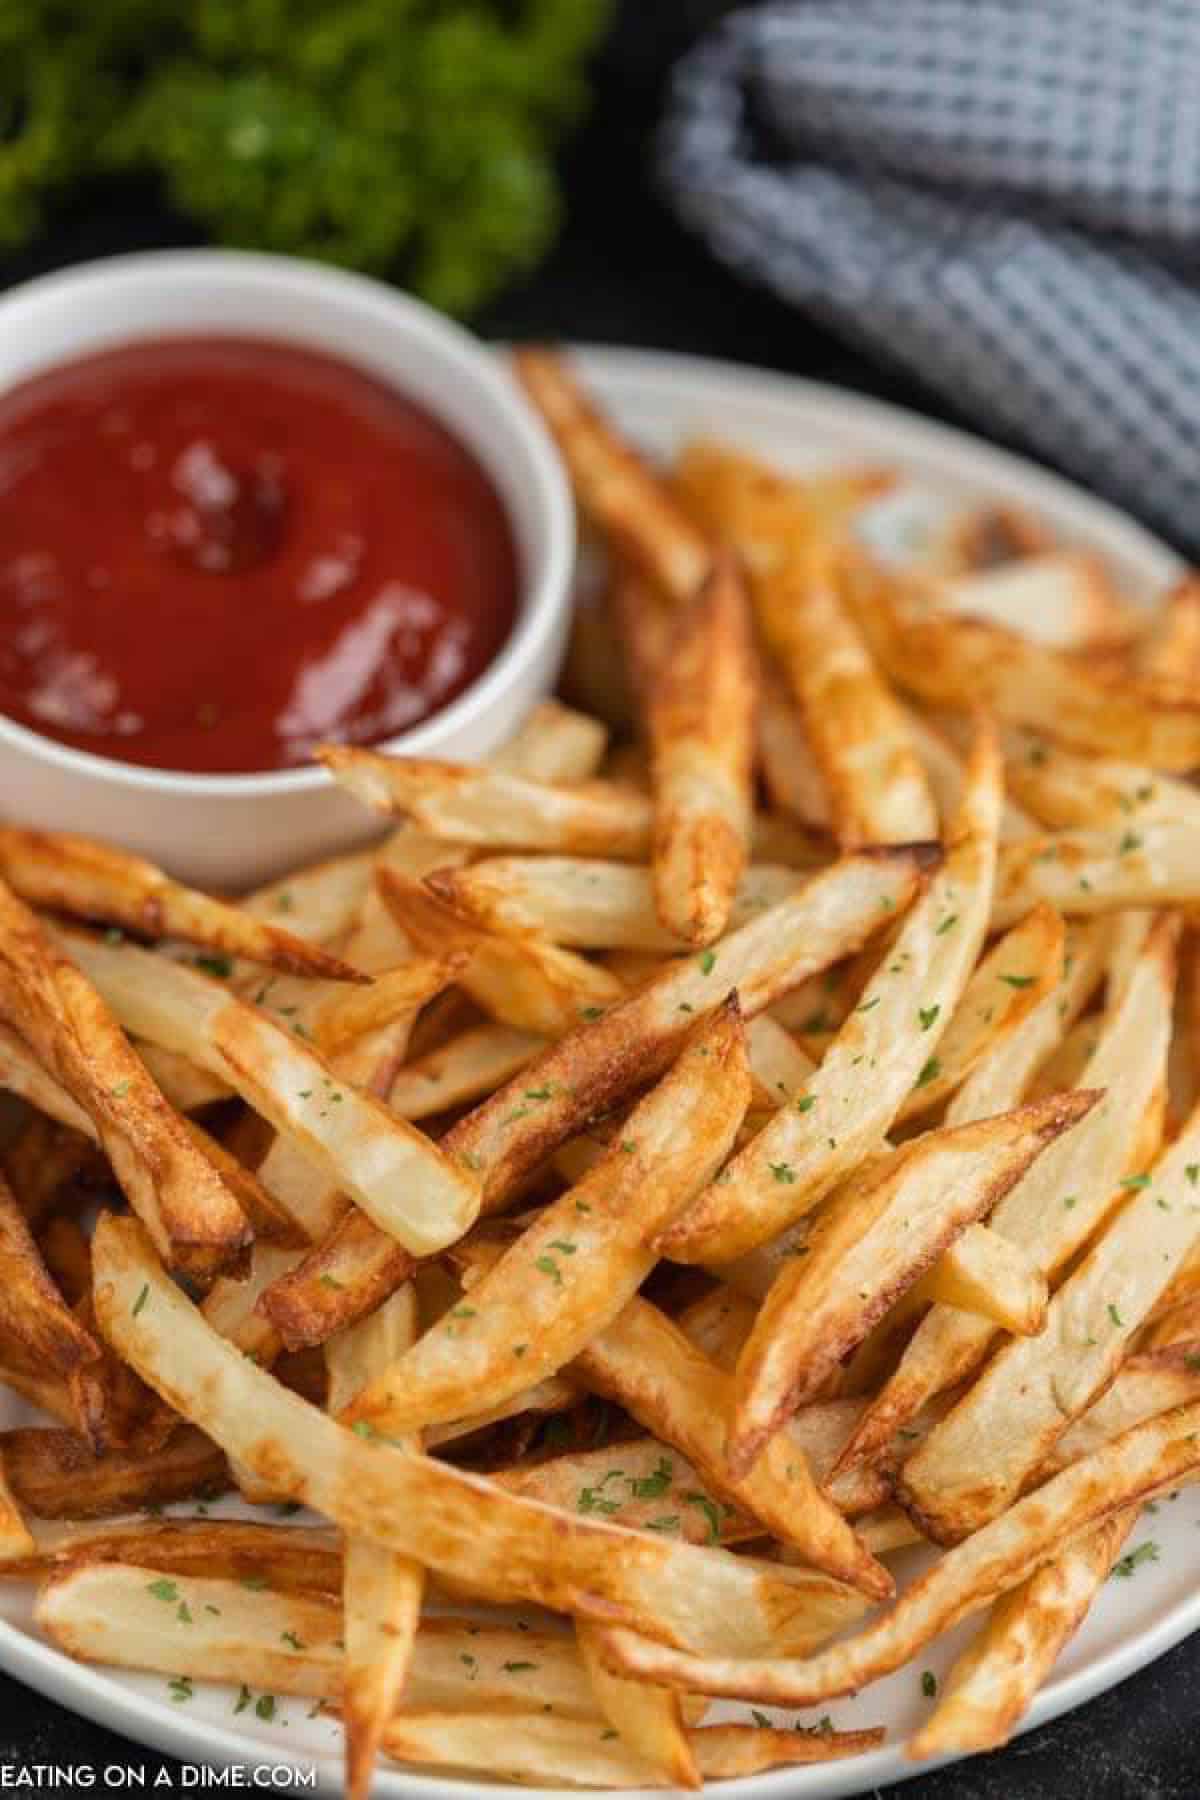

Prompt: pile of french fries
xmin=2 ymin=352 xmax=1200 ymax=1794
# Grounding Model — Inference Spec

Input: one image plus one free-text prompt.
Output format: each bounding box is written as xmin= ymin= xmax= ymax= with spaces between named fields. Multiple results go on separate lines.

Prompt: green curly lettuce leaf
xmin=0 ymin=0 xmax=609 ymax=313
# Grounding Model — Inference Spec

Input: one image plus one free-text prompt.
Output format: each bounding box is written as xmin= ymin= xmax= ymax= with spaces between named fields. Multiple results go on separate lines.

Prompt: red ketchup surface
xmin=0 ymin=337 xmax=519 ymax=773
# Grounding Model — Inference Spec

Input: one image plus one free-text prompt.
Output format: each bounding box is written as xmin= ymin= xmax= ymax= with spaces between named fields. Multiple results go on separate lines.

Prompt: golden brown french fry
xmin=341 ymin=1005 xmax=749 ymax=1438
xmin=259 ymin=849 xmax=929 ymax=1348
xmin=645 ymin=550 xmax=755 ymax=945
xmin=493 ymin=1438 xmax=755 ymax=1546
xmin=36 ymin=1562 xmax=598 ymax=1717
xmin=322 ymin=750 xmax=655 ymax=858
xmin=730 ymin=1092 xmax=1094 ymax=1473
xmin=675 ymin=1286 xmax=758 ymax=1372
xmin=0 ymin=1171 xmax=102 ymax=1385
xmin=257 ymin=1212 xmax=415 ymax=1353
xmin=1044 ymin=1356 xmax=1200 ymax=1472
xmin=593 ymin=1398 xmax=1200 ymax=1706
xmin=899 ymin=1089 xmax=1200 ymax=1542
xmin=326 ymin=1286 xmax=423 ymax=1800
xmin=93 ymin=1214 xmax=868 ymax=1658
xmin=498 ymin=698 xmax=610 ymax=784
xmin=846 ymin=551 xmax=1200 ymax=770
xmin=0 ymin=888 xmax=250 ymax=1278
xmin=378 ymin=870 xmax=624 ymax=1035
xmin=0 ymin=1462 xmax=32 ymax=1562
xmin=672 ymin=438 xmax=888 ymax=579
xmin=931 ymin=551 xmax=1134 ymax=652
xmin=904 ymin=708 xmax=1037 ymax=841
xmin=577 ymin=1623 xmax=700 ymax=1789
xmin=758 ymin=542 xmax=937 ymax=849
xmin=999 ymin=729 xmax=1200 ymax=835
xmin=514 ymin=350 xmax=711 ymax=602
xmin=57 ymin=926 xmax=479 ymax=1258
xmin=2 ymin=1518 xmax=340 ymax=1586
xmin=832 ymin=914 xmax=1172 ymax=1476
xmin=993 ymin=820 xmax=1200 ymax=926
xmin=757 ymin=660 xmax=833 ymax=831
xmin=659 ymin=726 xmax=997 ymax=1266
xmin=3 ymin=1426 xmax=227 ymax=1519
xmin=1134 ymin=573 xmax=1200 ymax=691
xmin=907 ymin=1509 xmax=1136 ymax=1759
xmin=380 ymin=1708 xmax=883 ymax=1787
xmin=240 ymin=852 xmax=374 ymax=941
xmin=898 ymin=905 xmax=1064 ymax=1124
xmin=132 ymin=1042 xmax=234 ymax=1112
xmin=569 ymin=1294 xmax=892 ymax=1600
xmin=388 ymin=1023 xmax=546 ymax=1119
xmin=0 ymin=828 xmax=362 ymax=982
xmin=429 ymin=858 xmax=807 ymax=952
xmin=920 ymin=1222 xmax=1048 ymax=1334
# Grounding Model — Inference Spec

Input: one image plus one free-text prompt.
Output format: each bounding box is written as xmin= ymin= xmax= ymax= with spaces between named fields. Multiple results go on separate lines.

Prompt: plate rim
xmin=1 ymin=342 xmax=1191 ymax=1800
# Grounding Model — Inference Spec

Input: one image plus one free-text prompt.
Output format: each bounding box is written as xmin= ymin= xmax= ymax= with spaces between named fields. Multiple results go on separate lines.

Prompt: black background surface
xmin=0 ymin=3 xmax=1193 ymax=1793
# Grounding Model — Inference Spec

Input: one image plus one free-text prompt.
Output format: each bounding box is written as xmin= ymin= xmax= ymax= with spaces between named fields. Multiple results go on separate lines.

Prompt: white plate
xmin=1 ymin=347 xmax=1191 ymax=1798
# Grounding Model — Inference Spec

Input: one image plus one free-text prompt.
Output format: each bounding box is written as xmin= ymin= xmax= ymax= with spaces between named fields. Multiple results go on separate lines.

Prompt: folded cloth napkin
xmin=659 ymin=0 xmax=1200 ymax=553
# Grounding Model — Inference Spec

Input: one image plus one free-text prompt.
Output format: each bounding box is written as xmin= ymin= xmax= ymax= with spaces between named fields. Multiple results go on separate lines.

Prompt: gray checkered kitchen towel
xmin=659 ymin=0 xmax=1200 ymax=553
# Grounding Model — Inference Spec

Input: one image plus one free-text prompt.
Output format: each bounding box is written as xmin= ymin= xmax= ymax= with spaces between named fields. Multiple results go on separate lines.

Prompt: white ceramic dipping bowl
xmin=0 ymin=250 xmax=574 ymax=889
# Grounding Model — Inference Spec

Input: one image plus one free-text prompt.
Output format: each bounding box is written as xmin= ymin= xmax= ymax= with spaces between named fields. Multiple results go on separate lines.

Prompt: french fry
xmin=0 ymin=1463 xmax=32 ymax=1562
xmin=497 ymin=699 xmax=610 ymax=785
xmin=36 ymin=1562 xmax=600 ymax=1716
xmin=132 ymin=1043 xmax=234 ymax=1112
xmin=260 ymin=850 xmax=929 ymax=1346
xmin=730 ymin=1092 xmax=1094 ymax=1473
xmin=672 ymin=438 xmax=887 ymax=579
xmin=0 ymin=888 xmax=250 ymax=1278
xmin=493 ymin=1439 xmax=756 ymax=1547
xmin=569 ymin=1293 xmax=892 ymax=1599
xmin=1045 ymin=1356 xmax=1200 ymax=1473
xmin=93 ymin=1214 xmax=871 ymax=1658
xmin=645 ymin=550 xmax=755 ymax=945
xmin=1134 ymin=573 xmax=1200 ymax=692
xmin=577 ymin=1622 xmax=700 ymax=1789
xmin=756 ymin=540 xmax=937 ymax=848
xmin=675 ymin=1286 xmax=757 ymax=1372
xmin=380 ymin=1709 xmax=883 ymax=1787
xmin=57 ymin=926 xmax=479 ymax=1258
xmin=832 ymin=914 xmax=1173 ymax=1476
xmin=658 ymin=726 xmax=997 ymax=1265
xmin=899 ymin=1091 xmax=1200 ymax=1542
xmin=240 ymin=852 xmax=374 ymax=941
xmin=904 ymin=708 xmax=1036 ymax=841
xmin=3 ymin=1518 xmax=341 ymax=1587
xmin=896 ymin=902 xmax=1064 ymax=1121
xmin=757 ymin=661 xmax=832 ymax=831
xmin=999 ymin=729 xmax=1200 ymax=834
xmin=388 ymin=1023 xmax=546 ymax=1120
xmin=930 ymin=551 xmax=1134 ymax=652
xmin=341 ymin=1005 xmax=749 ymax=1438
xmin=0 ymin=828 xmax=362 ymax=982
xmin=431 ymin=858 xmax=807 ymax=953
xmin=0 ymin=1171 xmax=102 ymax=1385
xmin=513 ymin=349 xmax=712 ymax=602
xmin=920 ymin=1222 xmax=1048 ymax=1334
xmin=378 ymin=870 xmax=624 ymax=1035
xmin=326 ymin=1286 xmax=423 ymax=1800
xmin=257 ymin=1211 xmax=415 ymax=1353
xmin=322 ymin=751 xmax=655 ymax=858
xmin=907 ymin=1509 xmax=1136 ymax=1758
xmin=3 ymin=1426 xmax=227 ymax=1519
xmin=847 ymin=552 xmax=1200 ymax=770
xmin=593 ymin=1399 xmax=1200 ymax=1706
xmin=993 ymin=820 xmax=1200 ymax=926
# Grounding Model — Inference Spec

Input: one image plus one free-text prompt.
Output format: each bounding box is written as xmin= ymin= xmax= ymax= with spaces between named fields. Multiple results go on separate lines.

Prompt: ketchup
xmin=0 ymin=337 xmax=519 ymax=773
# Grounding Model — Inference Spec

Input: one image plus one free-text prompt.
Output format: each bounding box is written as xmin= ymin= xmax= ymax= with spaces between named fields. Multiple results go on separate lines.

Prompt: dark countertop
xmin=0 ymin=3 xmax=1194 ymax=1795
